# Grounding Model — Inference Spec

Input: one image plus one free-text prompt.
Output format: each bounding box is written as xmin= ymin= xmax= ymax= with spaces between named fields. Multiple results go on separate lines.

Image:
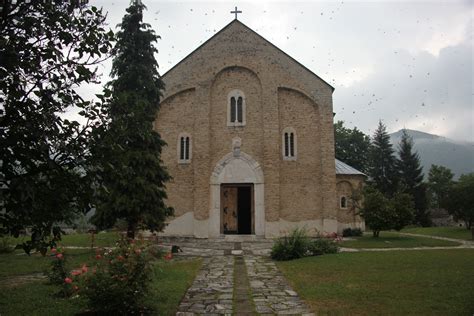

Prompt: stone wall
xmin=154 ymin=20 xmax=338 ymax=237
xmin=335 ymin=174 xmax=365 ymax=231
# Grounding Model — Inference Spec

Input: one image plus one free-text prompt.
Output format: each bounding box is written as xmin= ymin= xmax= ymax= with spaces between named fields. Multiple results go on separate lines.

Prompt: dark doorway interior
xmin=237 ymin=186 xmax=252 ymax=234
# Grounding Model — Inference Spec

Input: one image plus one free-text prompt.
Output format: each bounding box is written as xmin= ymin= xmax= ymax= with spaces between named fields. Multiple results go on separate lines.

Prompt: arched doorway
xmin=209 ymin=151 xmax=264 ymax=237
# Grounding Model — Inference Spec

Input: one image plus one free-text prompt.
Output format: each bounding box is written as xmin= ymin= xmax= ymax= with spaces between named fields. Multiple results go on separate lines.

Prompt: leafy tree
xmin=442 ymin=173 xmax=474 ymax=229
xmin=358 ymin=187 xmax=392 ymax=237
xmin=397 ymin=129 xmax=429 ymax=226
xmin=358 ymin=186 xmax=414 ymax=237
xmin=334 ymin=120 xmax=371 ymax=173
xmin=368 ymin=121 xmax=399 ymax=196
xmin=0 ymin=1 xmax=113 ymax=253
xmin=91 ymin=1 xmax=172 ymax=239
xmin=427 ymin=164 xmax=454 ymax=209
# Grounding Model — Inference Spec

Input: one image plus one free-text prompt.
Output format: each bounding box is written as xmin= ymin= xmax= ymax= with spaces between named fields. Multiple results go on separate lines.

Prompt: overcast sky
xmin=79 ymin=0 xmax=473 ymax=142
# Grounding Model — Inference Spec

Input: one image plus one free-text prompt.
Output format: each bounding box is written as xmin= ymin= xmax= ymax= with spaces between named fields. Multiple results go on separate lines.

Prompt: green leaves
xmin=368 ymin=121 xmax=399 ymax=196
xmin=90 ymin=1 xmax=172 ymax=238
xmin=0 ymin=1 xmax=113 ymax=249
xmin=360 ymin=186 xmax=414 ymax=236
xmin=334 ymin=120 xmax=371 ymax=174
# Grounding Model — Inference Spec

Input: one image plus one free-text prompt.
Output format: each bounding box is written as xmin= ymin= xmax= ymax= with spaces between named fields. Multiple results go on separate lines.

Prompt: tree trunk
xmin=127 ymin=222 xmax=136 ymax=240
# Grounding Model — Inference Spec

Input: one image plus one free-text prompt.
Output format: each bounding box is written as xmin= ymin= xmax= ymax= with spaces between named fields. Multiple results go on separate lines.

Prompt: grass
xmin=0 ymin=232 xmax=202 ymax=315
xmin=0 ymin=249 xmax=96 ymax=278
xmin=277 ymin=249 xmax=474 ymax=315
xmin=60 ymin=231 xmax=123 ymax=247
xmin=401 ymin=227 xmax=473 ymax=241
xmin=340 ymin=231 xmax=461 ymax=248
xmin=0 ymin=258 xmax=202 ymax=315
xmin=147 ymin=259 xmax=202 ymax=315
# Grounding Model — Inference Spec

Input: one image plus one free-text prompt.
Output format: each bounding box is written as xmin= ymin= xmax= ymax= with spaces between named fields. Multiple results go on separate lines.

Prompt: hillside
xmin=389 ymin=129 xmax=474 ymax=179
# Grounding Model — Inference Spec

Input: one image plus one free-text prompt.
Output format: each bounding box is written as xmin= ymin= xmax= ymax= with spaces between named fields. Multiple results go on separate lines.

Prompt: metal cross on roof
xmin=230 ymin=6 xmax=242 ymax=20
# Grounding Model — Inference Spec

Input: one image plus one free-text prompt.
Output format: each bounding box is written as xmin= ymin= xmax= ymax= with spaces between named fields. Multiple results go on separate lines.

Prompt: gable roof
xmin=161 ymin=19 xmax=334 ymax=92
xmin=335 ymin=159 xmax=366 ymax=176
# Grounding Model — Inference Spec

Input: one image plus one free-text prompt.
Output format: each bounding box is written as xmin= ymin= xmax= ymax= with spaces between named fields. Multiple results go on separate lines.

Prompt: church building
xmin=154 ymin=19 xmax=365 ymax=238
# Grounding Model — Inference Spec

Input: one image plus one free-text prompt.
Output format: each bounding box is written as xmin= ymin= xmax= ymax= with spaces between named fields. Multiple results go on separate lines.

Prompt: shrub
xmin=308 ymin=238 xmax=339 ymax=256
xmin=271 ymin=228 xmax=340 ymax=261
xmin=271 ymin=228 xmax=310 ymax=261
xmin=342 ymin=228 xmax=363 ymax=237
xmin=46 ymin=247 xmax=75 ymax=297
xmin=80 ymin=238 xmax=153 ymax=314
xmin=0 ymin=236 xmax=15 ymax=254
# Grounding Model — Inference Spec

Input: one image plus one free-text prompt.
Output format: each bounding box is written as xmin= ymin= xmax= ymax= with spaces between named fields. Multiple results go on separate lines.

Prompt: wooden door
xmin=221 ymin=186 xmax=238 ymax=234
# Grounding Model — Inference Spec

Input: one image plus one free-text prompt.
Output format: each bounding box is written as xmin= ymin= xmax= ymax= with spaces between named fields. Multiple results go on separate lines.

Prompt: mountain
xmin=389 ymin=129 xmax=474 ymax=179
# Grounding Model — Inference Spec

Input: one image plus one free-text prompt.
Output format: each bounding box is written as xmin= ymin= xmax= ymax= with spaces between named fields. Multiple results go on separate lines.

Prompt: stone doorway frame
xmin=209 ymin=151 xmax=264 ymax=237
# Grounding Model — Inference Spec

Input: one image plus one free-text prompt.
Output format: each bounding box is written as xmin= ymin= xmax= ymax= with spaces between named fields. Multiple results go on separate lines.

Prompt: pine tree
xmin=91 ymin=1 xmax=172 ymax=238
xmin=368 ymin=121 xmax=399 ymax=196
xmin=397 ymin=129 xmax=430 ymax=226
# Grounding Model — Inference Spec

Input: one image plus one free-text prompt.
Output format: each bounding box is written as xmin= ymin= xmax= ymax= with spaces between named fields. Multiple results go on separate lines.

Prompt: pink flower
xmin=51 ymin=248 xmax=57 ymax=254
xmin=95 ymin=254 xmax=102 ymax=260
xmin=64 ymin=277 xmax=73 ymax=284
xmin=81 ymin=264 xmax=88 ymax=273
xmin=164 ymin=253 xmax=173 ymax=260
xmin=56 ymin=253 xmax=63 ymax=260
xmin=71 ymin=270 xmax=82 ymax=276
xmin=117 ymin=255 xmax=125 ymax=261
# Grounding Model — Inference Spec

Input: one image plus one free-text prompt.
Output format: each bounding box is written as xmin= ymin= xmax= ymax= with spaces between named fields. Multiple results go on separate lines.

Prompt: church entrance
xmin=220 ymin=184 xmax=254 ymax=235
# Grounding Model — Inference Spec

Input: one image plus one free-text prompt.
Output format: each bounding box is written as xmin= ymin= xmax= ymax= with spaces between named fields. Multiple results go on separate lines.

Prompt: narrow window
xmin=178 ymin=133 xmax=191 ymax=163
xmin=227 ymin=90 xmax=245 ymax=126
xmin=180 ymin=137 xmax=185 ymax=160
xmin=237 ymin=96 xmax=243 ymax=123
xmin=290 ymin=132 xmax=295 ymax=157
xmin=282 ymin=128 xmax=297 ymax=160
xmin=340 ymin=196 xmax=347 ymax=209
xmin=185 ymin=137 xmax=190 ymax=160
xmin=230 ymin=97 xmax=236 ymax=123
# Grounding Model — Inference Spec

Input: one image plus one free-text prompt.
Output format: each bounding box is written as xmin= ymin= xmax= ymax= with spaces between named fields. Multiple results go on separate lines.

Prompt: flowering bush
xmin=80 ymin=238 xmax=153 ymax=314
xmin=47 ymin=247 xmax=75 ymax=297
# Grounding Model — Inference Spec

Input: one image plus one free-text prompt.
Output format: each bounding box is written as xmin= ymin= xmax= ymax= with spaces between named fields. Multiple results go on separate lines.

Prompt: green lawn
xmin=147 ymin=259 xmax=202 ymax=315
xmin=341 ymin=231 xmax=461 ymax=249
xmin=278 ymin=249 xmax=474 ymax=315
xmin=0 ymin=258 xmax=201 ymax=315
xmin=60 ymin=231 xmax=123 ymax=247
xmin=0 ymin=249 xmax=96 ymax=278
xmin=401 ymin=227 xmax=473 ymax=241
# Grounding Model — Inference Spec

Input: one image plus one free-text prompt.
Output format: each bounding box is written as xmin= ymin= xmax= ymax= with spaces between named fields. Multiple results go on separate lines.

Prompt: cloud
xmin=71 ymin=1 xmax=473 ymax=142
xmin=334 ymin=30 xmax=473 ymax=141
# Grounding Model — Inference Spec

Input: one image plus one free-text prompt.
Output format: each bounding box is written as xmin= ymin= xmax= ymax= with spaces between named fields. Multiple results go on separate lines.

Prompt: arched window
xmin=227 ymin=90 xmax=246 ymax=126
xmin=340 ymin=196 xmax=347 ymax=209
xmin=178 ymin=133 xmax=191 ymax=163
xmin=282 ymin=127 xmax=297 ymax=160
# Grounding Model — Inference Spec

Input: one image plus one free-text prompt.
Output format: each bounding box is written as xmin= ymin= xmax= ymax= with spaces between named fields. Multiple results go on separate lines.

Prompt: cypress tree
xmin=91 ymin=1 xmax=172 ymax=238
xmin=397 ymin=129 xmax=430 ymax=226
xmin=368 ymin=121 xmax=399 ymax=196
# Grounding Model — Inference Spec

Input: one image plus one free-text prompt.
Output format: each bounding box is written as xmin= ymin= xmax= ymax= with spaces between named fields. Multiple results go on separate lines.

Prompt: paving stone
xmin=244 ymin=255 xmax=313 ymax=315
xmin=177 ymin=256 xmax=234 ymax=314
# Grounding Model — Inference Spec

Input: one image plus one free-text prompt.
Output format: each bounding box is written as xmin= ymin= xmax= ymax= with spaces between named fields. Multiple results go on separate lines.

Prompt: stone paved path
xmin=245 ymin=255 xmax=313 ymax=315
xmin=398 ymin=232 xmax=474 ymax=245
xmin=176 ymin=249 xmax=313 ymax=315
xmin=176 ymin=256 xmax=234 ymax=315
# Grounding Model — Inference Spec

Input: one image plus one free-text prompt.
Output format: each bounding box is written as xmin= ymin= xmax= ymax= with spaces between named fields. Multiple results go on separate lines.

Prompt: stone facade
xmin=154 ymin=20 xmax=364 ymax=238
